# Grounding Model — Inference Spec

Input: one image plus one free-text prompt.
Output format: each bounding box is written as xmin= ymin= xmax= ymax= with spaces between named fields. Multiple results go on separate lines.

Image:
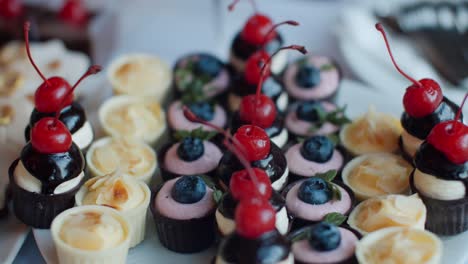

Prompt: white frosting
xmin=216 ymin=253 xmax=294 ymax=264
xmin=14 ymin=161 xmax=84 ymax=194
xmin=270 ymin=128 xmax=288 ymax=149
xmin=72 ymin=121 xmax=93 ymax=150
xmin=276 ymin=92 xmax=288 ymax=112
xmin=401 ymin=129 xmax=423 ymax=158
xmin=229 ymin=50 xmax=287 ymax=75
xmin=414 ymin=169 xmax=466 ymax=200
xmin=227 ymin=92 xmax=288 ymax=113
xmin=272 ymin=167 xmax=289 ymax=191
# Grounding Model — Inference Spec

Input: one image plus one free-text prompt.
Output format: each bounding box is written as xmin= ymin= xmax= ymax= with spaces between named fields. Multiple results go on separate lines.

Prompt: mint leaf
xmin=173 ymin=130 xmax=191 ymax=141
xmin=213 ymin=190 xmax=223 ymax=204
xmin=323 ymin=212 xmax=347 ymax=226
xmin=327 ymin=134 xmax=340 ymax=145
xmin=315 ymin=170 xmax=337 ymax=182
xmin=331 ymin=183 xmax=342 ymax=201
xmin=199 ymin=175 xmax=217 ymax=189
xmin=320 ymin=64 xmax=335 ymax=71
xmin=289 ymin=227 xmax=311 ymax=243
xmin=173 ymin=128 xmax=218 ymax=141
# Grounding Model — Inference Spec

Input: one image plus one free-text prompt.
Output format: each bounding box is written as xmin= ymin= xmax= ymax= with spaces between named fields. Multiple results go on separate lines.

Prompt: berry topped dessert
xmin=376 ymin=23 xmax=462 ymax=160
xmin=21 ymin=22 xmax=100 ymax=151
xmin=411 ymin=93 xmax=468 ymax=235
xmin=228 ymin=0 xmax=291 ymax=75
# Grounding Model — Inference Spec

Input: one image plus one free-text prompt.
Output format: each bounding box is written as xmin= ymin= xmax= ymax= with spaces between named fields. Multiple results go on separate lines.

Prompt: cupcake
xmin=290 ymin=223 xmax=359 ymax=264
xmin=75 ymin=172 xmax=151 ymax=247
xmin=107 ymin=54 xmax=172 ymax=101
xmin=347 ymin=194 xmax=426 ymax=235
xmin=51 ymin=205 xmax=131 ymax=264
xmin=86 ymin=137 xmax=157 ymax=184
xmin=98 ymin=95 xmax=166 ymax=145
xmin=173 ymin=53 xmax=230 ymax=100
xmin=285 ymin=136 xmax=344 ymax=182
xmin=339 ymin=107 xmax=402 ymax=157
xmin=159 ymin=130 xmax=223 ymax=181
xmin=151 ymin=175 xmax=216 ymax=253
xmin=355 ymin=227 xmax=442 ymax=264
xmin=283 ymin=55 xmax=341 ymax=103
xmin=342 ymin=153 xmax=413 ymax=201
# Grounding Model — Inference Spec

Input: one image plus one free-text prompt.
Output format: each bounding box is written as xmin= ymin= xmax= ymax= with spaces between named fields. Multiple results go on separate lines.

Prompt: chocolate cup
xmin=9 ymin=159 xmax=83 ymax=229
xmin=410 ymin=171 xmax=468 ymax=236
xmin=282 ymin=180 xmax=356 ymax=232
xmin=150 ymin=186 xmax=216 ymax=253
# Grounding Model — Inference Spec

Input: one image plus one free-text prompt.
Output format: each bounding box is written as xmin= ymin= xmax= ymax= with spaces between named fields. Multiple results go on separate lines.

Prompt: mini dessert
xmin=151 ymin=175 xmax=216 ymax=253
xmin=86 ymin=137 xmax=156 ymax=184
xmin=283 ymin=55 xmax=341 ymax=102
xmin=285 ymin=101 xmax=349 ymax=140
xmin=342 ymin=153 xmax=412 ymax=201
xmin=355 ymin=227 xmax=442 ymax=264
xmin=339 ymin=107 xmax=402 ymax=157
xmin=167 ymin=100 xmax=227 ymax=133
xmin=283 ymin=173 xmax=354 ymax=230
xmin=347 ymin=194 xmax=426 ymax=235
xmin=411 ymin=96 xmax=468 ymax=235
xmin=159 ymin=129 xmax=223 ymax=181
xmin=75 ymin=172 xmax=151 ymax=247
xmin=21 ymin=23 xmax=99 ymax=151
xmin=51 ymin=205 xmax=131 ymax=264
xmin=173 ymin=53 xmax=230 ymax=100
xmin=107 ymin=54 xmax=172 ymax=100
xmin=215 ymin=168 xmax=289 ymax=236
xmin=285 ymin=136 xmax=344 ymax=182
xmin=98 ymin=95 xmax=166 ymax=145
xmin=290 ymin=223 xmax=359 ymax=264
xmin=376 ymin=23 xmax=462 ymax=160
xmin=227 ymin=0 xmax=290 ymax=75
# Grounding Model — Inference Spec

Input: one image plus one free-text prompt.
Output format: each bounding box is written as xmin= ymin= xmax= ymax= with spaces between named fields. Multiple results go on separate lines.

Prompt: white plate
xmin=33 ymin=79 xmax=468 ymax=264
xmin=0 ymin=215 xmax=29 ymax=264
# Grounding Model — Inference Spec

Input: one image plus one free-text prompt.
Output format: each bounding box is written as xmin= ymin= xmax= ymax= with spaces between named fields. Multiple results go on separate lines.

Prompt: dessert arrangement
xmin=1 ymin=1 xmax=467 ymax=263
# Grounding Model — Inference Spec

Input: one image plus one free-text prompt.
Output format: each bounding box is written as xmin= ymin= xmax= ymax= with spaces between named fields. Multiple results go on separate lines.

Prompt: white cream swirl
xmin=414 ymin=169 xmax=466 ymax=200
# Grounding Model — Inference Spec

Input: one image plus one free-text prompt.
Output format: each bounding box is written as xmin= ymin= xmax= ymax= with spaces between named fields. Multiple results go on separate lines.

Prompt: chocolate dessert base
xmin=399 ymin=136 xmax=415 ymax=164
xmin=8 ymin=159 xmax=83 ymax=229
xmin=410 ymin=172 xmax=468 ymax=236
xmin=150 ymin=189 xmax=216 ymax=253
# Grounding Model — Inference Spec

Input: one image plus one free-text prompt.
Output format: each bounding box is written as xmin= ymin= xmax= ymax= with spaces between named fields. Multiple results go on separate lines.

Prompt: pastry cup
xmin=75 ymin=179 xmax=151 ymax=248
xmin=9 ymin=159 xmax=83 ymax=229
xmin=51 ymin=205 xmax=131 ymax=264
xmin=107 ymin=54 xmax=172 ymax=101
xmin=98 ymin=95 xmax=167 ymax=146
xmin=86 ymin=137 xmax=157 ymax=184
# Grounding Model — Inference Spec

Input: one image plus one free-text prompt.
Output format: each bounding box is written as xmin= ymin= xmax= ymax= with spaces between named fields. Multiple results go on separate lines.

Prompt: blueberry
xmin=188 ymin=102 xmax=215 ymax=121
xmin=300 ymin=136 xmax=334 ymax=163
xmin=177 ymin=137 xmax=204 ymax=162
xmin=193 ymin=54 xmax=222 ymax=78
xmin=171 ymin=175 xmax=207 ymax=204
xmin=297 ymin=178 xmax=332 ymax=205
xmin=295 ymin=65 xmax=321 ymax=88
xmin=308 ymin=223 xmax=341 ymax=251
xmin=296 ymin=101 xmax=325 ymax=122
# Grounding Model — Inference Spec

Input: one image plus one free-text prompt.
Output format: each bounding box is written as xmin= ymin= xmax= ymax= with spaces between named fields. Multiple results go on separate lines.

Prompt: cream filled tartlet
xmin=347 ymin=194 xmax=426 ymax=235
xmin=167 ymin=100 xmax=227 ymax=133
xmin=151 ymin=175 xmax=216 ymax=253
xmin=355 ymin=227 xmax=442 ymax=264
xmin=51 ymin=205 xmax=131 ymax=264
xmin=75 ymin=172 xmax=151 ymax=247
xmin=99 ymin=95 xmax=166 ymax=145
xmin=283 ymin=55 xmax=341 ymax=102
xmin=86 ymin=137 xmax=157 ymax=184
xmin=285 ymin=136 xmax=344 ymax=182
xmin=342 ymin=153 xmax=412 ymax=201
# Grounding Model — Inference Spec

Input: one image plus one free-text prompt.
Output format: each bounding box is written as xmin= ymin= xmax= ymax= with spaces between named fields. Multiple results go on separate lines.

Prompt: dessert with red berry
xmin=21 ymin=23 xmax=100 ymax=151
xmin=283 ymin=54 xmax=341 ymax=103
xmin=376 ymin=23 xmax=462 ymax=161
xmin=228 ymin=0 xmax=290 ymax=75
xmin=411 ymin=93 xmax=468 ymax=235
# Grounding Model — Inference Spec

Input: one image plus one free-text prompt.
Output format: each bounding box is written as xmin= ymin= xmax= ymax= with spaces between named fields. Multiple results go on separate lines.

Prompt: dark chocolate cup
xmin=8 ymin=159 xmax=83 ymax=229
xmin=150 ymin=188 xmax=216 ymax=253
xmin=410 ymin=172 xmax=468 ymax=236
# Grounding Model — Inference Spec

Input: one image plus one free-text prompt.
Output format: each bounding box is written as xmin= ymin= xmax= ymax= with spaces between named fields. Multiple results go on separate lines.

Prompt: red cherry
xmin=233 ymin=125 xmax=270 ymax=161
xmin=230 ymin=168 xmax=272 ymax=201
xmin=34 ymin=77 xmax=73 ymax=113
xmin=235 ymin=197 xmax=276 ymax=239
xmin=239 ymin=94 xmax=276 ymax=128
xmin=376 ymin=23 xmax=443 ymax=118
xmin=241 ymin=14 xmax=275 ymax=45
xmin=31 ymin=117 xmax=72 ymax=154
xmin=59 ymin=0 xmax=88 ymax=27
xmin=0 ymin=0 xmax=22 ymax=18
xmin=244 ymin=50 xmax=270 ymax=85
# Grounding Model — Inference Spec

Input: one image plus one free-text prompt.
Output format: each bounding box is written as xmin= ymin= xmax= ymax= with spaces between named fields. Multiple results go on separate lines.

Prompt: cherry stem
xmin=24 ymin=22 xmax=50 ymax=86
xmin=228 ymin=0 xmax=257 ymax=13
xmin=54 ymin=65 xmax=102 ymax=121
xmin=375 ymin=23 xmax=422 ymax=87
xmin=454 ymin=92 xmax=468 ymax=122
xmin=262 ymin=20 xmax=299 ymax=47
xmin=182 ymin=106 xmax=261 ymax=195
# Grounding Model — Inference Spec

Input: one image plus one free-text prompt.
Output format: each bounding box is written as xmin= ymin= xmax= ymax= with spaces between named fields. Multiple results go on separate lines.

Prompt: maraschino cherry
xmin=427 ymin=93 xmax=468 ymax=164
xmin=30 ymin=117 xmax=72 ymax=154
xmin=0 ymin=0 xmax=23 ymax=18
xmin=230 ymin=167 xmax=272 ymax=201
xmin=235 ymin=197 xmax=275 ymax=239
xmin=59 ymin=0 xmax=88 ymax=26
xmin=376 ymin=23 xmax=443 ymax=118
